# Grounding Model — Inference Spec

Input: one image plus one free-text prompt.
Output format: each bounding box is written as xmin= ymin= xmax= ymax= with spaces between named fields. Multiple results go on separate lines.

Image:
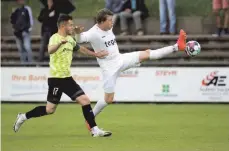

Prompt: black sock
xmin=224 ymin=28 xmax=229 ymax=34
xmin=25 ymin=106 xmax=47 ymax=119
xmin=82 ymin=104 xmax=96 ymax=128
xmin=217 ymin=28 xmax=223 ymax=36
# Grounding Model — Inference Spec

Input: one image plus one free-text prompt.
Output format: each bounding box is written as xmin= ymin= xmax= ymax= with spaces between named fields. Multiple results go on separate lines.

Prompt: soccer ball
xmin=185 ymin=41 xmax=201 ymax=57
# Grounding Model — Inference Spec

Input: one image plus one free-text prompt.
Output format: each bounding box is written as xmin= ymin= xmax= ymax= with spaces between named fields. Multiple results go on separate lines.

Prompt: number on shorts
xmin=53 ymin=87 xmax=59 ymax=95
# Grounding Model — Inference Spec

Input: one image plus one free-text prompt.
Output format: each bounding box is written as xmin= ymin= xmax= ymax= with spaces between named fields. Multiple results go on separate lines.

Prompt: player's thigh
xmin=120 ymin=51 xmax=141 ymax=71
xmin=62 ymin=77 xmax=85 ymax=101
xmin=102 ymin=70 xmax=119 ymax=94
xmin=47 ymin=78 xmax=63 ymax=105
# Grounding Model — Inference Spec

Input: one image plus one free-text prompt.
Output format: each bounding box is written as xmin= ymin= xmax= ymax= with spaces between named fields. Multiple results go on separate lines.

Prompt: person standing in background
xmin=159 ymin=0 xmax=176 ymax=35
xmin=105 ymin=0 xmax=125 ymax=26
xmin=213 ymin=0 xmax=229 ymax=36
xmin=119 ymin=0 xmax=149 ymax=36
xmin=10 ymin=0 xmax=33 ymax=63
xmin=38 ymin=0 xmax=60 ymax=62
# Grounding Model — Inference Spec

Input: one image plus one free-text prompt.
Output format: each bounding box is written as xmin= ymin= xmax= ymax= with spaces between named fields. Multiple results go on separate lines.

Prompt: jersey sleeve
xmin=78 ymin=30 xmax=93 ymax=43
xmin=25 ymin=6 xmax=33 ymax=27
xmin=48 ymin=35 xmax=59 ymax=46
xmin=73 ymin=44 xmax=80 ymax=51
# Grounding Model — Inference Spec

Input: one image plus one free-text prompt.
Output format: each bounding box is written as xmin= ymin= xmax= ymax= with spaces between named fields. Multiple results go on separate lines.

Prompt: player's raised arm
xmin=73 ymin=26 xmax=94 ymax=43
xmin=73 ymin=26 xmax=84 ymax=42
xmin=77 ymin=45 xmax=108 ymax=58
xmin=75 ymin=32 xmax=89 ymax=43
xmin=48 ymin=40 xmax=67 ymax=54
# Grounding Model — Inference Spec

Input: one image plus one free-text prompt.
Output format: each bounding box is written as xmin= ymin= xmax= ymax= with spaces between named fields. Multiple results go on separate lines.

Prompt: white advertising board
xmin=1 ymin=67 xmax=229 ymax=102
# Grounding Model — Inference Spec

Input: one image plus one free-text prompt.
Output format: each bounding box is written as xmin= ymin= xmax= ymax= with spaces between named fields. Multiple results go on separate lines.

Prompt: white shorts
xmin=102 ymin=51 xmax=140 ymax=93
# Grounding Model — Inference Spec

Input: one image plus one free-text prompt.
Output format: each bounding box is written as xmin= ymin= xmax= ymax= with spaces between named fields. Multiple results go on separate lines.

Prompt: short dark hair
xmin=96 ymin=8 xmax=113 ymax=24
xmin=57 ymin=14 xmax=73 ymax=27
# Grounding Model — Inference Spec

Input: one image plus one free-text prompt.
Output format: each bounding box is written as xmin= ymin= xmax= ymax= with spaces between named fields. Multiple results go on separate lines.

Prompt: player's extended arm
xmin=75 ymin=33 xmax=87 ymax=43
xmin=73 ymin=26 xmax=86 ymax=43
xmin=48 ymin=40 xmax=67 ymax=54
xmin=79 ymin=46 xmax=108 ymax=58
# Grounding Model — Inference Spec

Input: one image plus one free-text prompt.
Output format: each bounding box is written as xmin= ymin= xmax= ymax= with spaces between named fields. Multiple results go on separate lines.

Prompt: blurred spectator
xmin=10 ymin=0 xmax=33 ymax=63
xmin=105 ymin=0 xmax=125 ymax=26
xmin=159 ymin=0 xmax=176 ymax=35
xmin=38 ymin=0 xmax=59 ymax=62
xmin=119 ymin=0 xmax=149 ymax=36
xmin=213 ymin=0 xmax=229 ymax=36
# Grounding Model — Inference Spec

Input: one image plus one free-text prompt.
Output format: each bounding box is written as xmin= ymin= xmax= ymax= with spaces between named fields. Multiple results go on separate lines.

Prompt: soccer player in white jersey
xmin=75 ymin=8 xmax=187 ymax=131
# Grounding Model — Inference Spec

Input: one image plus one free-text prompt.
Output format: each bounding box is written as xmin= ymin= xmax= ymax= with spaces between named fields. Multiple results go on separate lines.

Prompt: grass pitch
xmin=1 ymin=104 xmax=229 ymax=151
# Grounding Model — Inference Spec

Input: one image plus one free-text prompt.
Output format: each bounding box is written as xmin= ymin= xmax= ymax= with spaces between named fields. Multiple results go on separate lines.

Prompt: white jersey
xmin=79 ymin=24 xmax=140 ymax=93
xmin=78 ymin=24 xmax=122 ymax=70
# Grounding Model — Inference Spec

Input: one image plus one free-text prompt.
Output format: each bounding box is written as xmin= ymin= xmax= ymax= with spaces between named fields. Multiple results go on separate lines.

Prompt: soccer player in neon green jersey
xmin=13 ymin=14 xmax=112 ymax=137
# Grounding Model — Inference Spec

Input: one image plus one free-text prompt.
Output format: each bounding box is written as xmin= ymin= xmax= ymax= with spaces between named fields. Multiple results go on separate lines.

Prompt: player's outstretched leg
xmin=139 ymin=29 xmax=187 ymax=62
xmin=13 ymin=102 xmax=56 ymax=132
xmin=86 ymin=92 xmax=113 ymax=132
xmin=77 ymin=95 xmax=112 ymax=137
xmin=86 ymin=92 xmax=113 ymax=131
xmin=92 ymin=92 xmax=113 ymax=117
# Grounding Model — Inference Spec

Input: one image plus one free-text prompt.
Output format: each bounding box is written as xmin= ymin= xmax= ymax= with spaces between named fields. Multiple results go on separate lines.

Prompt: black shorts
xmin=47 ymin=77 xmax=85 ymax=104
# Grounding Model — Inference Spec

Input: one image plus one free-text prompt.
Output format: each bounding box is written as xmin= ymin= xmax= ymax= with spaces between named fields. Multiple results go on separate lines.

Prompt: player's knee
xmin=145 ymin=49 xmax=150 ymax=55
xmin=77 ymin=95 xmax=90 ymax=106
xmin=46 ymin=106 xmax=56 ymax=114
xmin=105 ymin=98 xmax=113 ymax=104
xmin=145 ymin=49 xmax=151 ymax=59
xmin=104 ymin=95 xmax=114 ymax=104
xmin=139 ymin=49 xmax=150 ymax=62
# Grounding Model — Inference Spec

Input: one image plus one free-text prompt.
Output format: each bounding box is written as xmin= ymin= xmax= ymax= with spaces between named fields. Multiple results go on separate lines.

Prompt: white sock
xmin=93 ymin=99 xmax=108 ymax=117
xmin=149 ymin=44 xmax=178 ymax=60
xmin=22 ymin=113 xmax=27 ymax=120
xmin=91 ymin=126 xmax=99 ymax=133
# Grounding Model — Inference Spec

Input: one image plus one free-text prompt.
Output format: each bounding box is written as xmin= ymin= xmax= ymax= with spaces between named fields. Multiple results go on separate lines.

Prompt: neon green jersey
xmin=48 ymin=33 xmax=79 ymax=78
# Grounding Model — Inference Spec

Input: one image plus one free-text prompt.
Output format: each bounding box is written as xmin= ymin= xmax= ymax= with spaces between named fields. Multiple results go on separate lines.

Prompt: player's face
xmin=17 ymin=0 xmax=25 ymax=5
xmin=103 ymin=15 xmax=113 ymax=30
xmin=65 ymin=20 xmax=74 ymax=35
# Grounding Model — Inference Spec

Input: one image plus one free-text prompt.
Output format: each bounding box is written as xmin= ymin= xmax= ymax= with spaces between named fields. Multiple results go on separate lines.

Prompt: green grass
xmin=2 ymin=104 xmax=229 ymax=151
xmin=1 ymin=0 xmax=212 ymax=19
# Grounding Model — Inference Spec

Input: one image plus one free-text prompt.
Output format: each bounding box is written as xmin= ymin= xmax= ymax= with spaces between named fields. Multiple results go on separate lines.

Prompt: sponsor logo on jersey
xmin=104 ymin=39 xmax=117 ymax=47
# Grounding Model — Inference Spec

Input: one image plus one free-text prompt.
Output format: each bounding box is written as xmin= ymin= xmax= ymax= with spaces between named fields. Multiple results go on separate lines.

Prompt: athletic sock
xmin=217 ymin=28 xmax=223 ymax=36
xmin=149 ymin=45 xmax=178 ymax=60
xmin=25 ymin=106 xmax=47 ymax=119
xmin=224 ymin=28 xmax=229 ymax=34
xmin=91 ymin=126 xmax=99 ymax=134
xmin=20 ymin=114 xmax=27 ymax=120
xmin=82 ymin=104 xmax=97 ymax=128
xmin=93 ymin=99 xmax=108 ymax=117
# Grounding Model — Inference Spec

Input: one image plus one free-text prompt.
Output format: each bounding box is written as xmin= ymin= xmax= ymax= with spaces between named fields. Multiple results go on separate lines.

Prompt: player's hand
xmin=95 ymin=50 xmax=109 ymax=58
xmin=74 ymin=26 xmax=84 ymax=34
xmin=60 ymin=40 xmax=68 ymax=45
